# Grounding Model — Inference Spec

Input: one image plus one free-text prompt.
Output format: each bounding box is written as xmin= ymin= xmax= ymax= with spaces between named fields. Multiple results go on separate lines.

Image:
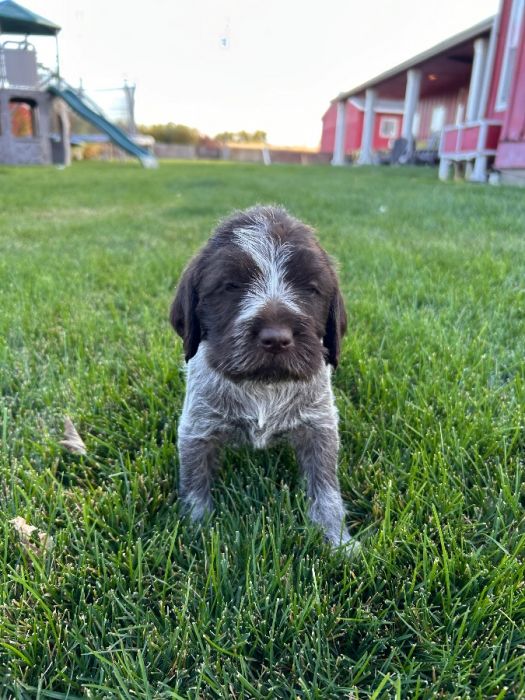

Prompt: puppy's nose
xmin=258 ymin=326 xmax=293 ymax=353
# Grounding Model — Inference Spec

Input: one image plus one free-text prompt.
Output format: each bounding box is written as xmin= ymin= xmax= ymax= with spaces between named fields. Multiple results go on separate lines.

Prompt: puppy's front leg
xmin=292 ymin=424 xmax=358 ymax=553
xmin=177 ymin=436 xmax=218 ymax=521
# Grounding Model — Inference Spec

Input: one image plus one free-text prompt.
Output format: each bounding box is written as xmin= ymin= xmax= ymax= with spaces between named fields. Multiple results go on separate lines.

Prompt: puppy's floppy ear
xmin=170 ymin=258 xmax=202 ymax=362
xmin=323 ymin=284 xmax=347 ymax=369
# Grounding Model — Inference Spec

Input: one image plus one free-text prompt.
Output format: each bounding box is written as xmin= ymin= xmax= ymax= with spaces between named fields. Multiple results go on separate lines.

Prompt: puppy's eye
xmin=306 ymin=285 xmax=321 ymax=296
xmin=223 ymin=282 xmax=241 ymax=292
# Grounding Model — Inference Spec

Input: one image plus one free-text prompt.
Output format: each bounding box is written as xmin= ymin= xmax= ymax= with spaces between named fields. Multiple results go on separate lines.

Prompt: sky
xmin=26 ymin=0 xmax=500 ymax=147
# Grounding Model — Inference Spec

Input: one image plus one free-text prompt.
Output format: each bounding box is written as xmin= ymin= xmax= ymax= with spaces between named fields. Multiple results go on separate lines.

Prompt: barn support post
xmin=471 ymin=120 xmax=489 ymax=183
xmin=439 ymin=158 xmax=452 ymax=180
xmin=401 ymin=69 xmax=421 ymax=143
xmin=476 ymin=9 xmax=501 ymax=121
xmin=331 ymin=100 xmax=347 ymax=165
xmin=466 ymin=38 xmax=488 ymax=121
xmin=438 ymin=127 xmax=451 ymax=180
xmin=357 ymin=88 xmax=376 ymax=165
xmin=472 ymin=10 xmax=501 ymax=183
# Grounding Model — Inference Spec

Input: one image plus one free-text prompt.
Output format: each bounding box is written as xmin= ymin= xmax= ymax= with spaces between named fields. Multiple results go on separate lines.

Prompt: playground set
xmin=0 ymin=0 xmax=156 ymax=167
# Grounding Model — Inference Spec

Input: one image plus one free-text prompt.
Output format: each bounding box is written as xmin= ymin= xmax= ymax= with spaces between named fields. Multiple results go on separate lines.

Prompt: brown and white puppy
xmin=171 ymin=205 xmax=358 ymax=552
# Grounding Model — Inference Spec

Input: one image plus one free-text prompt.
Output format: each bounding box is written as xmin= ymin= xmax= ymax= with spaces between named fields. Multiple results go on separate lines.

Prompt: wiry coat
xmin=171 ymin=206 xmax=358 ymax=551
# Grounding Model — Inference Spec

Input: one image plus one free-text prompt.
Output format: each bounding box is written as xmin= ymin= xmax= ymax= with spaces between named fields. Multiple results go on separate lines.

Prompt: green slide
xmin=48 ymin=83 xmax=158 ymax=168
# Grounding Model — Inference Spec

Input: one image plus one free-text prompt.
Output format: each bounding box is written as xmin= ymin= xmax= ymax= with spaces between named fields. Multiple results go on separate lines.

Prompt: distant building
xmin=322 ymin=0 xmax=525 ymax=185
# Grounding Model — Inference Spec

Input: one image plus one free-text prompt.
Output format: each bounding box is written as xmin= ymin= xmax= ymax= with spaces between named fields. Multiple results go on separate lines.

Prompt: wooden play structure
xmin=0 ymin=0 xmax=156 ymax=167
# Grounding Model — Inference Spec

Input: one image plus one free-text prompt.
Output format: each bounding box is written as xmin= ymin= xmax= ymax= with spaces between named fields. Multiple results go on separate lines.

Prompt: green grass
xmin=0 ymin=160 xmax=524 ymax=699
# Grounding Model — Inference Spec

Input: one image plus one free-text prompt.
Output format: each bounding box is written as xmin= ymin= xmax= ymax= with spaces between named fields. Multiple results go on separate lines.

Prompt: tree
xmin=138 ymin=123 xmax=200 ymax=145
xmin=214 ymin=130 xmax=267 ymax=144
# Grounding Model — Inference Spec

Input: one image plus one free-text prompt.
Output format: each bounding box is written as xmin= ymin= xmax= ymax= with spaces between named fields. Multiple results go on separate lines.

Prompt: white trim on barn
xmin=349 ymin=97 xmax=405 ymax=114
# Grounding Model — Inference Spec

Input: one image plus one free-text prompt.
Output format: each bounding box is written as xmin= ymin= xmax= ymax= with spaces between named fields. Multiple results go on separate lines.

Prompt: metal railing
xmin=0 ymin=40 xmax=39 ymax=89
xmin=439 ymin=118 xmax=503 ymax=160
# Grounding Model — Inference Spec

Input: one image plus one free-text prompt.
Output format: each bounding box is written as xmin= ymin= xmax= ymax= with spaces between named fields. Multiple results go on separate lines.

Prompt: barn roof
xmin=335 ymin=16 xmax=494 ymax=103
xmin=0 ymin=0 xmax=60 ymax=36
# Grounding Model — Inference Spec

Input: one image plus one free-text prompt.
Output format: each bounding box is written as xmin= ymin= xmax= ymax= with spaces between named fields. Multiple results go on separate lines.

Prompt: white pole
xmin=262 ymin=146 xmax=271 ymax=165
xmin=471 ymin=10 xmax=501 ymax=182
xmin=402 ymin=69 xmax=421 ymax=140
xmin=471 ymin=121 xmax=489 ymax=183
xmin=55 ymin=35 xmax=60 ymax=79
xmin=357 ymin=88 xmax=376 ymax=165
xmin=331 ymin=100 xmax=346 ymax=166
xmin=466 ymin=38 xmax=488 ymax=121
xmin=477 ymin=10 xmax=501 ymax=121
xmin=123 ymin=81 xmax=136 ymax=134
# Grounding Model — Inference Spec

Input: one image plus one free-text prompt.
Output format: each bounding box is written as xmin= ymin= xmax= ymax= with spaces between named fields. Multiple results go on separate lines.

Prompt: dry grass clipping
xmin=10 ymin=516 xmax=54 ymax=555
xmin=59 ymin=417 xmax=87 ymax=455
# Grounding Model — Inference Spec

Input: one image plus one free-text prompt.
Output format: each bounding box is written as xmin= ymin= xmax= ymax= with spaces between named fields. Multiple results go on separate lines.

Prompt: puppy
xmin=171 ymin=205 xmax=358 ymax=551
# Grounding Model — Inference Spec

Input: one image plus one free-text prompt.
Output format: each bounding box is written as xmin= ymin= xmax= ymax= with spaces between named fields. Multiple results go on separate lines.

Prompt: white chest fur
xmin=178 ymin=343 xmax=338 ymax=448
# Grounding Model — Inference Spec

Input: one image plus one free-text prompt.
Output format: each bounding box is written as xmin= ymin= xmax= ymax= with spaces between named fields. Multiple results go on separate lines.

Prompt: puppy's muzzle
xmin=258 ymin=325 xmax=294 ymax=354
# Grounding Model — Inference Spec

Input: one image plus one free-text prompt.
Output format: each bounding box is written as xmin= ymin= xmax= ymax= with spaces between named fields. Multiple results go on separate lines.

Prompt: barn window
xmin=9 ymin=98 xmax=38 ymax=138
xmin=496 ymin=0 xmax=525 ymax=110
xmin=379 ymin=117 xmax=399 ymax=139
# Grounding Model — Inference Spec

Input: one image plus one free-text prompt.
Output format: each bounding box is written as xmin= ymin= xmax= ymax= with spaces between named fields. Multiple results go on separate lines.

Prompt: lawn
xmin=0 ymin=160 xmax=524 ymax=699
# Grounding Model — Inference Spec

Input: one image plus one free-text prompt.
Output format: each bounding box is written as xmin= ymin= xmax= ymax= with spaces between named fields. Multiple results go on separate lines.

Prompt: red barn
xmin=321 ymin=98 xmax=404 ymax=156
xmin=323 ymin=0 xmax=525 ymax=184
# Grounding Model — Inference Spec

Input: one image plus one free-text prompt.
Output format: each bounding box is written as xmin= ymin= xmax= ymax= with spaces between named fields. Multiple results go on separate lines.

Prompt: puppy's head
xmin=171 ymin=206 xmax=347 ymax=382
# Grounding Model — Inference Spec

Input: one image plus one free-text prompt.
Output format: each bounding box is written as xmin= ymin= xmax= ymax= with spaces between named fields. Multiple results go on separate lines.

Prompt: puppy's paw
xmin=330 ymin=529 xmax=362 ymax=559
xmin=180 ymin=493 xmax=213 ymax=522
xmin=339 ymin=536 xmax=362 ymax=559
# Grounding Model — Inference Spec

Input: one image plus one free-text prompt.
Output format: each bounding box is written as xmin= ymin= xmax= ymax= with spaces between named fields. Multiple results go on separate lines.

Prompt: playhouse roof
xmin=0 ymin=0 xmax=60 ymax=36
